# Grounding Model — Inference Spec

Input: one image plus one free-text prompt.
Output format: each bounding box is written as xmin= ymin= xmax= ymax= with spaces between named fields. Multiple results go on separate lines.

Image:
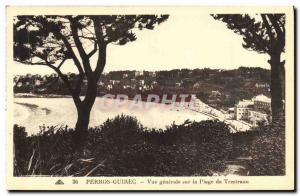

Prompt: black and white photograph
xmin=6 ymin=6 xmax=295 ymax=191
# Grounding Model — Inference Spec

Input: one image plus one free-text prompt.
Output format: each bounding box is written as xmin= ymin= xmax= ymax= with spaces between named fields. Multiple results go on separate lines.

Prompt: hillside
xmin=14 ymin=67 xmax=271 ymax=109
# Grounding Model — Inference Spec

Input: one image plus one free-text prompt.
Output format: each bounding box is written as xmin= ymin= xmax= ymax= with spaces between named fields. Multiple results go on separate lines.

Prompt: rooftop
xmin=252 ymin=94 xmax=271 ymax=103
xmin=236 ymin=99 xmax=254 ymax=107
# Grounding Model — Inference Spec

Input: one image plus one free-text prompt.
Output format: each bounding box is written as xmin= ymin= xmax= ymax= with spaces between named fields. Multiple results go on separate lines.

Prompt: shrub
xmin=14 ymin=124 xmax=78 ymax=176
xmin=14 ymin=115 xmax=233 ymax=176
xmin=100 ymin=114 xmax=145 ymax=148
xmin=13 ymin=125 xmax=28 ymax=176
xmin=231 ymin=131 xmax=259 ymax=158
xmin=102 ymin=143 xmax=227 ymax=176
xmin=248 ymin=124 xmax=285 ymax=175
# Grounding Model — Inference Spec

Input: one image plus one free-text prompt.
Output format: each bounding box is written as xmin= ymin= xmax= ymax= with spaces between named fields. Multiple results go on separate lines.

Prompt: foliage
xmin=248 ymin=115 xmax=285 ymax=176
xmin=212 ymin=14 xmax=285 ymax=54
xmin=14 ymin=15 xmax=169 ymax=65
xmin=231 ymin=130 xmax=260 ymax=158
xmin=13 ymin=115 xmax=232 ymax=176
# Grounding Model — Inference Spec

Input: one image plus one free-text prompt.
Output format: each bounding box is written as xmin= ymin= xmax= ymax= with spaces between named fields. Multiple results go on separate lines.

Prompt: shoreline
xmin=13 ymin=93 xmax=193 ymax=102
xmin=14 ymin=93 xmax=72 ymax=98
xmin=14 ymin=93 xmax=251 ymax=132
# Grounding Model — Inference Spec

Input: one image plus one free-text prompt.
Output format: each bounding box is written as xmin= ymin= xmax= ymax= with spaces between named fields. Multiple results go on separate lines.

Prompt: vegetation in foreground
xmin=14 ymin=115 xmax=285 ymax=176
xmin=232 ymin=125 xmax=285 ymax=176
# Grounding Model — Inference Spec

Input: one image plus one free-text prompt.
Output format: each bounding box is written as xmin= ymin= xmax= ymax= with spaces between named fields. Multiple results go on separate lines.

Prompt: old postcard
xmin=6 ymin=6 xmax=295 ymax=191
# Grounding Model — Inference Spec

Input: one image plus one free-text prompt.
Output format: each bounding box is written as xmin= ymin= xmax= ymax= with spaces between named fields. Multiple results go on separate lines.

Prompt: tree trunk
xmin=268 ymin=53 xmax=284 ymax=123
xmin=72 ymin=79 xmax=97 ymax=150
xmin=73 ymin=105 xmax=91 ymax=144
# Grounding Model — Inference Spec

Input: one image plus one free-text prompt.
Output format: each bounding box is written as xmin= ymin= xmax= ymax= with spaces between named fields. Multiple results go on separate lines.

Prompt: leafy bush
xmin=248 ymin=124 xmax=285 ymax=175
xmin=13 ymin=125 xmax=28 ymax=176
xmin=231 ymin=131 xmax=259 ymax=158
xmin=13 ymin=115 xmax=233 ymax=176
xmin=100 ymin=115 xmax=145 ymax=148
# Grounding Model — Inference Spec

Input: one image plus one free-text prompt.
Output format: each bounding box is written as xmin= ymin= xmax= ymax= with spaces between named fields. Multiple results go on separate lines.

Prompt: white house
xmin=211 ymin=90 xmax=222 ymax=97
xmin=234 ymin=94 xmax=272 ymax=127
xmin=35 ymin=79 xmax=41 ymax=86
xmin=17 ymin=82 xmax=23 ymax=87
xmin=175 ymin=82 xmax=182 ymax=87
xmin=252 ymin=94 xmax=271 ymax=113
xmin=135 ymin=71 xmax=143 ymax=77
xmin=248 ymin=110 xmax=269 ymax=126
xmin=225 ymin=107 xmax=235 ymax=120
xmin=97 ymin=81 xmax=104 ymax=86
xmin=139 ymin=80 xmax=145 ymax=85
xmin=234 ymin=99 xmax=254 ymax=120
xmin=107 ymin=84 xmax=113 ymax=90
xmin=149 ymin=72 xmax=156 ymax=77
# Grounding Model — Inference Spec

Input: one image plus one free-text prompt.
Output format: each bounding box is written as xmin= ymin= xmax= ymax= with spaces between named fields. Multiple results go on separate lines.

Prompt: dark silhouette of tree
xmin=212 ymin=14 xmax=285 ymax=123
xmin=13 ymin=15 xmax=169 ymax=147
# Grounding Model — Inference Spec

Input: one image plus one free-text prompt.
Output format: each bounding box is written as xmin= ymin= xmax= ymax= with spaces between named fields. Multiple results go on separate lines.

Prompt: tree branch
xmin=44 ymin=61 xmax=72 ymax=91
xmin=92 ymin=17 xmax=107 ymax=81
xmin=261 ymin=14 xmax=275 ymax=42
xmin=78 ymin=35 xmax=96 ymax=41
xmin=57 ymin=57 xmax=67 ymax=69
xmin=55 ymin=31 xmax=85 ymax=76
xmin=28 ymin=52 xmax=81 ymax=104
xmin=69 ymin=17 xmax=93 ymax=76
xmin=267 ymin=14 xmax=284 ymax=41
xmin=34 ymin=17 xmax=84 ymax=78
xmin=88 ymin=41 xmax=98 ymax=58
xmin=69 ymin=19 xmax=88 ymax=59
xmin=43 ymin=59 xmax=82 ymax=105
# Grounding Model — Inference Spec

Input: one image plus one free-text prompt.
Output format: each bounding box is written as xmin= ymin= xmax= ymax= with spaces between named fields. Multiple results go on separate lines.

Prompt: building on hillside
xmin=252 ymin=94 xmax=271 ymax=113
xmin=97 ymin=81 xmax=104 ymax=86
xmin=152 ymin=81 xmax=158 ymax=85
xmin=123 ymin=73 xmax=129 ymax=78
xmin=248 ymin=110 xmax=269 ymax=127
xmin=42 ymin=75 xmax=48 ymax=81
xmin=107 ymin=84 xmax=113 ymax=90
xmin=234 ymin=100 xmax=254 ymax=120
xmin=35 ymin=79 xmax=41 ymax=86
xmin=175 ymin=82 xmax=182 ymax=87
xmin=109 ymin=80 xmax=120 ymax=85
xmin=234 ymin=94 xmax=272 ymax=127
xmin=50 ymin=73 xmax=57 ymax=78
xmin=149 ymin=72 xmax=156 ymax=77
xmin=123 ymin=85 xmax=132 ymax=89
xmin=193 ymin=82 xmax=201 ymax=89
xmin=17 ymin=82 xmax=23 ymax=87
xmin=225 ymin=107 xmax=235 ymax=119
xmin=211 ymin=90 xmax=222 ymax=98
xmin=135 ymin=71 xmax=143 ymax=77
xmin=144 ymin=84 xmax=153 ymax=90
xmin=14 ymin=75 xmax=21 ymax=83
xmin=139 ymin=80 xmax=145 ymax=85
xmin=26 ymin=73 xmax=33 ymax=78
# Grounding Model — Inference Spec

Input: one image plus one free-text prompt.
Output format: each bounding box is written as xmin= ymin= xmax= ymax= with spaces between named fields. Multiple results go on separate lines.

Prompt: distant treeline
xmin=14 ymin=67 xmax=271 ymax=109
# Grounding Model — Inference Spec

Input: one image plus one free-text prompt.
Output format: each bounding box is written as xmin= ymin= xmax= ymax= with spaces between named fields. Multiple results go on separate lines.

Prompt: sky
xmin=12 ymin=13 xmax=271 ymax=75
